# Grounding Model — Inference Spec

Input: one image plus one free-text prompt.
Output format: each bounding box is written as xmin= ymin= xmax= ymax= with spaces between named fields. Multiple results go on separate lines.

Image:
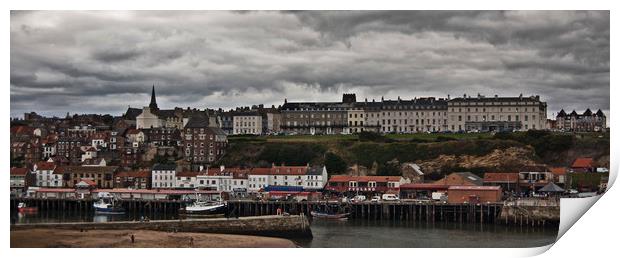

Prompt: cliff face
xmin=416 ymin=147 xmax=538 ymax=175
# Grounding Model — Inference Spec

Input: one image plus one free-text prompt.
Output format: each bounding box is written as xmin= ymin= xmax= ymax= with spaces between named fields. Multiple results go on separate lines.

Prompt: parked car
xmin=370 ymin=196 xmax=381 ymax=202
xmin=353 ymin=195 xmax=367 ymax=203
xmin=381 ymin=194 xmax=399 ymax=201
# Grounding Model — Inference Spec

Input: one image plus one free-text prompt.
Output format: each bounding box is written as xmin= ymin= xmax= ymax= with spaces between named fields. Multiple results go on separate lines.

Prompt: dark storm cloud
xmin=10 ymin=11 xmax=609 ymax=119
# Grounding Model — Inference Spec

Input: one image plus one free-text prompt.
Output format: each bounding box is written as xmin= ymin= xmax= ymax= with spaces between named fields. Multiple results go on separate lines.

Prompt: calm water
xmin=11 ymin=211 xmax=557 ymax=248
xmin=298 ymin=219 xmax=558 ymax=248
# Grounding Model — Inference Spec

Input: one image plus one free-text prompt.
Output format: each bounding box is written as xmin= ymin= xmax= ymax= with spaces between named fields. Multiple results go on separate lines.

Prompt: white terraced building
xmin=151 ymin=164 xmax=177 ymax=189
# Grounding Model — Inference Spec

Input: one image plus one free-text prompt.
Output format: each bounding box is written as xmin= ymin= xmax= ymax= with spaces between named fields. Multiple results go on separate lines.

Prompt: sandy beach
xmin=11 ymin=229 xmax=298 ymax=248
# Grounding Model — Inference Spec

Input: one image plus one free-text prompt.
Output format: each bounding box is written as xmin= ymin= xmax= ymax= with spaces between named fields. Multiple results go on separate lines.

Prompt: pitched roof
xmin=271 ymin=165 xmax=308 ymax=175
xmin=153 ymin=163 xmax=177 ymax=171
xmin=538 ymin=182 xmax=565 ymax=193
xmin=77 ymin=179 xmax=97 ymax=187
xmin=184 ymin=114 xmax=211 ymax=128
xmin=35 ymin=161 xmax=56 ymax=171
xmin=400 ymin=183 xmax=449 ymax=190
xmin=572 ymin=157 xmax=594 ymax=168
xmin=549 ymin=167 xmax=568 ymax=176
xmin=401 ymin=163 xmax=424 ymax=175
xmin=10 ymin=125 xmax=33 ymax=135
xmin=307 ymin=166 xmax=325 ymax=175
xmin=483 ymin=173 xmax=519 ymax=183
xmin=10 ymin=167 xmax=29 ymax=176
xmin=53 ymin=166 xmax=66 ymax=174
xmin=124 ymin=107 xmax=142 ymax=120
xmin=249 ymin=167 xmax=271 ymax=175
xmin=448 ymin=185 xmax=501 ymax=191
xmin=439 ymin=172 xmax=483 ymax=186
xmin=177 ymin=171 xmax=201 ymax=177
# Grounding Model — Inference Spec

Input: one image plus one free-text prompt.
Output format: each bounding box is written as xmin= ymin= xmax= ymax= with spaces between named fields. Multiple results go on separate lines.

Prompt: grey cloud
xmin=10 ymin=11 xmax=609 ymax=119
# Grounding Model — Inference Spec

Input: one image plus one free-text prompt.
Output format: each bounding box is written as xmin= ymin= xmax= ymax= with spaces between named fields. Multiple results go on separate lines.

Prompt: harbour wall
xmin=10 ymin=215 xmax=313 ymax=239
xmin=499 ymin=205 xmax=561 ymax=226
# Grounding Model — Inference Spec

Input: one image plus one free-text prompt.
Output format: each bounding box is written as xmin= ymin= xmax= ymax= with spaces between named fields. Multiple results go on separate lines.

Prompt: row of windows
xmin=453 ymin=115 xmax=537 ymax=122
xmin=451 ymin=107 xmax=540 ymax=112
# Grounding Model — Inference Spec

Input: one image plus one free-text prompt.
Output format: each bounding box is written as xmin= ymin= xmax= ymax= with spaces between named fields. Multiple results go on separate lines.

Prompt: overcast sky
xmin=10 ymin=11 xmax=609 ymax=119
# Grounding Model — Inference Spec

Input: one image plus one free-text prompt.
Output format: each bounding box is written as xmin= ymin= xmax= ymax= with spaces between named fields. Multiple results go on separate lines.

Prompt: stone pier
xmin=11 ymin=215 xmax=313 ymax=239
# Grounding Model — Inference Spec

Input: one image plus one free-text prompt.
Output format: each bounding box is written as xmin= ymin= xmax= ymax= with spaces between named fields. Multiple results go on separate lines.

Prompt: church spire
xmin=149 ymin=84 xmax=158 ymax=110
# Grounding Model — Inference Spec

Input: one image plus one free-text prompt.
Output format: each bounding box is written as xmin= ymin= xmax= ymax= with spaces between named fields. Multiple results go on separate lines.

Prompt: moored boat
xmin=310 ymin=211 xmax=350 ymax=220
xmin=179 ymin=200 xmax=228 ymax=217
xmin=93 ymin=192 xmax=125 ymax=214
xmin=17 ymin=202 xmax=38 ymax=213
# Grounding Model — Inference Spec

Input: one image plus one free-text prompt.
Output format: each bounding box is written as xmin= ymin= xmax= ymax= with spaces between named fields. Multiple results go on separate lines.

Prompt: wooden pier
xmin=10 ymin=198 xmax=559 ymax=227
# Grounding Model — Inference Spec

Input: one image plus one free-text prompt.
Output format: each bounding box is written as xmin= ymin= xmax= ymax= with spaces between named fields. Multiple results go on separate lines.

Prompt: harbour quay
xmin=227 ymin=200 xmax=559 ymax=227
xmin=11 ymin=215 xmax=312 ymax=239
xmin=11 ymin=197 xmax=560 ymax=228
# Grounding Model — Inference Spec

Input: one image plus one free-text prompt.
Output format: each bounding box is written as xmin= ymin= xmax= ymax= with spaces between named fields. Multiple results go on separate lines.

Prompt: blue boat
xmin=93 ymin=192 xmax=125 ymax=214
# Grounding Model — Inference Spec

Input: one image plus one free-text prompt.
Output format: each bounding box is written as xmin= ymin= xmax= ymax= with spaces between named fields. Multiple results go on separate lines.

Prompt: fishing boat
xmin=179 ymin=200 xmax=228 ymax=217
xmin=310 ymin=210 xmax=350 ymax=220
xmin=93 ymin=192 xmax=125 ymax=214
xmin=17 ymin=202 xmax=38 ymax=213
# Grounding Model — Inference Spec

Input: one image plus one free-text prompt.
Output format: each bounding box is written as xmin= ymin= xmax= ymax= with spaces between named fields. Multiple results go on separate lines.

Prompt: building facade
xmin=151 ymin=163 xmax=178 ymax=189
xmin=233 ymin=112 xmax=263 ymax=135
xmin=182 ymin=115 xmax=228 ymax=168
xmin=447 ymin=94 xmax=547 ymax=132
xmin=556 ymin=109 xmax=607 ymax=132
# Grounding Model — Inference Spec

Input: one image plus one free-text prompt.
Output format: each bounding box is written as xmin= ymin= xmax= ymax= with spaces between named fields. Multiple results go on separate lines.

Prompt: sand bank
xmin=11 ymin=228 xmax=297 ymax=248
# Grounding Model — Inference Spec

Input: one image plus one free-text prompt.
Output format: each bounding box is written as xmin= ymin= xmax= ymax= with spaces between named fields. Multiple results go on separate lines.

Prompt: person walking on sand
xmin=131 ymin=234 xmax=135 ymax=244
xmin=189 ymin=237 xmax=194 ymax=247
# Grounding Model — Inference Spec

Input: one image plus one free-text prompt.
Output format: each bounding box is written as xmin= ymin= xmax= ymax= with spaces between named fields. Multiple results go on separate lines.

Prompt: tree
xmin=324 ymin=152 xmax=347 ymax=174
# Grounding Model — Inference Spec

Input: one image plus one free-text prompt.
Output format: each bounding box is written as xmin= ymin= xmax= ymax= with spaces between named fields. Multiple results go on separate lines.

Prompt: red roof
xmin=36 ymin=188 xmax=76 ymax=193
xmin=400 ymin=183 xmax=449 ymax=190
xmin=483 ymin=173 xmax=519 ymax=182
xmin=10 ymin=167 xmax=29 ymax=176
xmin=329 ymin=175 xmax=402 ymax=183
xmin=79 ymin=179 xmax=97 ymax=186
xmin=11 ymin=125 xmax=33 ymax=135
xmin=177 ymin=171 xmax=201 ymax=177
xmin=92 ymin=189 xmax=219 ymax=195
xmin=572 ymin=158 xmax=594 ymax=168
xmin=35 ymin=161 xmax=56 ymax=171
xmin=271 ymin=165 xmax=308 ymax=175
xmin=550 ymin=167 xmax=568 ymax=176
xmin=53 ymin=166 xmax=65 ymax=174
xmin=448 ymin=186 xmax=501 ymax=191
xmin=249 ymin=167 xmax=271 ymax=175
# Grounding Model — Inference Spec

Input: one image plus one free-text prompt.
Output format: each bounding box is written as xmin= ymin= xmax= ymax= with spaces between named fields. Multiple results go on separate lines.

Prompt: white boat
xmin=310 ymin=211 xmax=350 ymax=220
xmin=179 ymin=201 xmax=227 ymax=216
xmin=93 ymin=192 xmax=125 ymax=214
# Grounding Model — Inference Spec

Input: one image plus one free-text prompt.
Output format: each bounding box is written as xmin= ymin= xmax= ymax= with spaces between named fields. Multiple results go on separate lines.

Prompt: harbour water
xmin=11 ymin=210 xmax=557 ymax=248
